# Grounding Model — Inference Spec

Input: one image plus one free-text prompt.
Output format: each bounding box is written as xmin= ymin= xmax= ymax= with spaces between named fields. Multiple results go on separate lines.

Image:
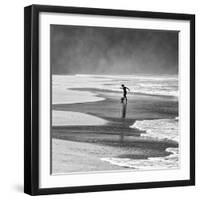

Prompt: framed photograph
xmin=24 ymin=4 xmax=195 ymax=195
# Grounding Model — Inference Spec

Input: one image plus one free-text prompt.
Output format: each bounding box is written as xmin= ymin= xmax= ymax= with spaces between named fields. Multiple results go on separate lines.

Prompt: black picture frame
xmin=24 ymin=4 xmax=195 ymax=196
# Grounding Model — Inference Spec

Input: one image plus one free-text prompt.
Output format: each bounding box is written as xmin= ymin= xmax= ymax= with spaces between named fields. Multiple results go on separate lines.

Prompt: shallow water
xmin=52 ymin=74 xmax=178 ymax=104
xmin=75 ymin=74 xmax=178 ymax=97
xmin=131 ymin=118 xmax=179 ymax=142
xmin=52 ymin=74 xmax=179 ymax=171
xmin=101 ymin=118 xmax=179 ymax=170
xmin=101 ymin=147 xmax=179 ymax=170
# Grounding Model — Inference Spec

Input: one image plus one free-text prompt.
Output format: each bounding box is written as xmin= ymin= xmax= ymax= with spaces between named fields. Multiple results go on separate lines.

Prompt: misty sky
xmin=50 ymin=25 xmax=178 ymax=75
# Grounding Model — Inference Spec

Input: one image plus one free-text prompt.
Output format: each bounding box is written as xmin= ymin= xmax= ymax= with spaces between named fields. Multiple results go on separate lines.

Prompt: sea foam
xmin=130 ymin=118 xmax=179 ymax=142
xmin=101 ymin=118 xmax=179 ymax=170
xmin=101 ymin=147 xmax=179 ymax=170
xmin=75 ymin=74 xmax=178 ymax=97
xmin=53 ymin=74 xmax=178 ymax=105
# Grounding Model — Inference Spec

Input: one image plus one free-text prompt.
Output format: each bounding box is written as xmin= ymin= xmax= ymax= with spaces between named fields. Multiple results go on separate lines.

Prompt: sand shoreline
xmin=53 ymin=110 xmax=108 ymax=126
xmin=52 ymin=87 xmax=179 ymax=174
xmin=53 ymin=139 xmax=129 ymax=173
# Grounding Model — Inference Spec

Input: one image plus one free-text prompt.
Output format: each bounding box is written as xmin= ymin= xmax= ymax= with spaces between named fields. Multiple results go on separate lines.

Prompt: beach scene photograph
xmin=50 ymin=24 xmax=179 ymax=174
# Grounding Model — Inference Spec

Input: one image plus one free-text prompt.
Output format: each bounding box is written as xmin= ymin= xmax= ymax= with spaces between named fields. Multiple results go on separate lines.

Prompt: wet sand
xmin=52 ymin=88 xmax=178 ymax=174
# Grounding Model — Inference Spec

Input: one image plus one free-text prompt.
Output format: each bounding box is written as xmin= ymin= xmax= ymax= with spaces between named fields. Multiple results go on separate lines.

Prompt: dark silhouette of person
xmin=120 ymin=84 xmax=130 ymax=103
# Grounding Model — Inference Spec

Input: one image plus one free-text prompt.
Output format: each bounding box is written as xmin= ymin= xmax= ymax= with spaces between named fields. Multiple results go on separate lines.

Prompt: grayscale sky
xmin=50 ymin=25 xmax=178 ymax=75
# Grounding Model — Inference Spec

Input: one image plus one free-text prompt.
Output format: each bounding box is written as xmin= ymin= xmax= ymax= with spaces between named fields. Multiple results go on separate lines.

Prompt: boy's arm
xmin=127 ymin=87 xmax=130 ymax=91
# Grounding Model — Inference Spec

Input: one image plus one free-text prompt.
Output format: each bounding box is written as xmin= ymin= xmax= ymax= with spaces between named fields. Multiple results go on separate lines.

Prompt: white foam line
xmin=101 ymin=147 xmax=179 ymax=170
xmin=130 ymin=118 xmax=179 ymax=142
xmin=101 ymin=118 xmax=179 ymax=170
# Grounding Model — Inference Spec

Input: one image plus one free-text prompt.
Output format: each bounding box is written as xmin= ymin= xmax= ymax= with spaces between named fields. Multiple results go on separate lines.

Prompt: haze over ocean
xmin=51 ymin=25 xmax=178 ymax=75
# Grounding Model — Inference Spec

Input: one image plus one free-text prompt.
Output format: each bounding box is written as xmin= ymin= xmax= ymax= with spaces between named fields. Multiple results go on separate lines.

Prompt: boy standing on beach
xmin=120 ymin=84 xmax=130 ymax=103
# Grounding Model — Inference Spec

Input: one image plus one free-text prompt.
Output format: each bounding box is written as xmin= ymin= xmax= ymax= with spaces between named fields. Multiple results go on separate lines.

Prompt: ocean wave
xmin=100 ymin=118 xmax=180 ymax=170
xmin=130 ymin=118 xmax=179 ymax=142
xmin=75 ymin=74 xmax=178 ymax=97
xmin=101 ymin=147 xmax=179 ymax=170
xmin=53 ymin=74 xmax=178 ymax=104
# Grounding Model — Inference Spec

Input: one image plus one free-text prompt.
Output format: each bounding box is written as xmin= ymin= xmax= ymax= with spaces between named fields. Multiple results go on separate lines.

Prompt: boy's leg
xmin=124 ymin=94 xmax=127 ymax=103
